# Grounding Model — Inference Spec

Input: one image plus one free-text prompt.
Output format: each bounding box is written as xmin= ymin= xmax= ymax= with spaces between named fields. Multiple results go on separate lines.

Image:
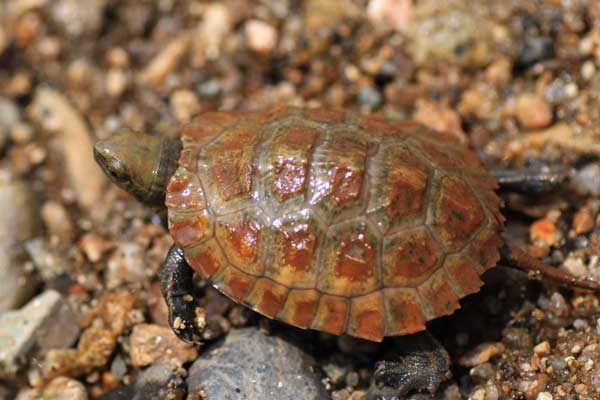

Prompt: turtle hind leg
xmin=490 ymin=164 xmax=572 ymax=194
xmin=366 ymin=331 xmax=451 ymax=399
xmin=159 ymin=245 xmax=204 ymax=344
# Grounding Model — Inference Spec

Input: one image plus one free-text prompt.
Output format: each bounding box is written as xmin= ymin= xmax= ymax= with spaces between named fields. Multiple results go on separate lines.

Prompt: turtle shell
xmin=165 ymin=107 xmax=504 ymax=342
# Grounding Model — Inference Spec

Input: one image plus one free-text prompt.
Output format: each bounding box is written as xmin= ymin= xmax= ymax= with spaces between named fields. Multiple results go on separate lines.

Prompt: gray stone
xmin=0 ymin=170 xmax=42 ymax=312
xmin=573 ymin=163 xmax=600 ymax=197
xmin=0 ymin=290 xmax=80 ymax=378
xmin=187 ymin=327 xmax=327 ymax=400
xmin=25 ymin=238 xmax=69 ymax=281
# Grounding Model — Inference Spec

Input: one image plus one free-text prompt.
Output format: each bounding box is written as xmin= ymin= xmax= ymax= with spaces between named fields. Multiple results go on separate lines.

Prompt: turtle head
xmin=94 ymin=130 xmax=181 ymax=207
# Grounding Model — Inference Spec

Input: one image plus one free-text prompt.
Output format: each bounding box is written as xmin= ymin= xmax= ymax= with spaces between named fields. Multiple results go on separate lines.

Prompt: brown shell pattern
xmin=166 ymin=107 xmax=504 ymax=342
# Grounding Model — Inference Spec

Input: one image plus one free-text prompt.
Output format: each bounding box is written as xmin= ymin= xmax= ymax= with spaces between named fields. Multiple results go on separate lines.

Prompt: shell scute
xmin=382 ymin=227 xmax=443 ymax=288
xmin=185 ymin=239 xmax=228 ymax=279
xmin=443 ymin=254 xmax=484 ymax=297
xmin=309 ymin=130 xmax=372 ymax=223
xmin=367 ymin=144 xmax=431 ymax=233
xmin=213 ymin=265 xmax=255 ymax=302
xmin=215 ymin=207 xmax=268 ymax=277
xmin=265 ymin=210 xmax=322 ymax=288
xmin=199 ymin=122 xmax=265 ymax=214
xmin=278 ymin=289 xmax=320 ymax=329
xmin=347 ymin=292 xmax=385 ymax=342
xmin=317 ymin=218 xmax=381 ymax=297
xmin=310 ymin=295 xmax=348 ymax=336
xmin=431 ymin=176 xmax=485 ymax=251
xmin=382 ymin=288 xmax=426 ymax=336
xmin=418 ymin=270 xmax=461 ymax=320
xmin=245 ymin=278 xmax=289 ymax=319
xmin=260 ymin=122 xmax=321 ymax=209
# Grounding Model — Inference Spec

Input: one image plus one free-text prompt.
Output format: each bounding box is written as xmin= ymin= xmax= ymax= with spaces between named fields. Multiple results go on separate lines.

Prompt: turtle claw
xmin=160 ymin=246 xmax=204 ymax=344
xmin=168 ymin=294 xmax=205 ymax=344
xmin=366 ymin=332 xmax=451 ymax=399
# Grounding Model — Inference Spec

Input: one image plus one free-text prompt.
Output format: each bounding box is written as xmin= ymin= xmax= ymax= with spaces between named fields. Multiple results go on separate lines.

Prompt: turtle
xmin=94 ymin=107 xmax=594 ymax=396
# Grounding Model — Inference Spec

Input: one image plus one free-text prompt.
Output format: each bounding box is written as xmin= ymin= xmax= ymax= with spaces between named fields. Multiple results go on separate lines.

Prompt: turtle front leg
xmin=366 ymin=331 xmax=451 ymax=399
xmin=159 ymin=245 xmax=204 ymax=344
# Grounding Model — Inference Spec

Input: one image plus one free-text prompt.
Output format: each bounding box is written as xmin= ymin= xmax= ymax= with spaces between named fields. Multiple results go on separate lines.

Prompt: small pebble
xmin=367 ymin=0 xmax=413 ymax=32
xmin=470 ymin=362 xmax=496 ymax=382
xmin=245 ymin=19 xmax=278 ymax=54
xmin=572 ymin=207 xmax=595 ymax=234
xmin=41 ymin=200 xmax=75 ymax=243
xmin=105 ymin=69 xmax=128 ymax=98
xmin=170 ymin=89 xmax=201 ymax=122
xmin=530 ymin=218 xmax=558 ymax=246
xmin=515 ymin=34 xmax=553 ymax=70
xmin=581 ymin=61 xmax=596 ymax=81
xmin=43 ymin=376 xmax=88 ymax=400
xmin=573 ymin=164 xmax=600 ymax=196
xmin=537 ymin=392 xmax=553 ymax=400
xmin=533 ymin=341 xmax=551 ymax=356
xmin=76 ymin=327 xmax=116 ymax=371
xmin=515 ymin=94 xmax=553 ymax=130
xmin=129 ymin=324 xmax=198 ymax=367
xmin=459 ymin=342 xmax=505 ymax=367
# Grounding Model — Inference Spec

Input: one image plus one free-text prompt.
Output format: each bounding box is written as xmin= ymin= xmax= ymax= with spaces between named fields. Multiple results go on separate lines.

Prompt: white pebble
xmin=537 ymin=392 xmax=553 ymax=400
xmin=245 ymin=20 xmax=277 ymax=53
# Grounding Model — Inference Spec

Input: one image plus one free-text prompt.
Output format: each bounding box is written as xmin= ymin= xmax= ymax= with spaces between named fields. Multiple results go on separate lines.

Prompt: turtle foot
xmin=366 ymin=332 xmax=451 ymax=399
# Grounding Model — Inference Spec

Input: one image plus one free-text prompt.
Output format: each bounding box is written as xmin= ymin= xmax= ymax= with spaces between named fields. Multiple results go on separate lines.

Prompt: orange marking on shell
xmin=282 ymin=225 xmax=316 ymax=272
xmin=170 ymin=219 xmax=209 ymax=248
xmin=261 ymin=290 xmax=283 ymax=317
xmin=273 ymin=159 xmax=308 ymax=200
xmin=212 ymin=157 xmax=254 ymax=200
xmin=292 ymin=299 xmax=317 ymax=328
xmin=247 ymin=279 xmax=288 ymax=319
xmin=216 ymin=267 xmax=254 ymax=302
xmin=393 ymin=233 xmax=439 ymax=279
xmin=387 ymin=168 xmax=427 ymax=221
xmin=279 ymin=290 xmax=319 ymax=329
xmin=311 ymin=295 xmax=348 ymax=336
xmin=226 ymin=219 xmax=261 ymax=263
xmin=419 ymin=272 xmax=460 ymax=318
xmin=185 ymin=240 xmax=227 ymax=279
xmin=349 ymin=293 xmax=385 ymax=341
xmin=444 ymin=256 xmax=483 ymax=296
xmin=383 ymin=289 xmax=426 ymax=335
xmin=279 ymin=126 xmax=317 ymax=148
xmin=334 ymin=233 xmax=375 ymax=282
xmin=189 ymin=249 xmax=220 ymax=277
xmin=331 ymin=166 xmax=362 ymax=205
xmin=434 ymin=177 xmax=484 ymax=249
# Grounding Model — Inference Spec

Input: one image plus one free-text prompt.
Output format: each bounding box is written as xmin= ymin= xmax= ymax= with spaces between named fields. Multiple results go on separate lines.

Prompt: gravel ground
xmin=1 ymin=0 xmax=600 ymax=399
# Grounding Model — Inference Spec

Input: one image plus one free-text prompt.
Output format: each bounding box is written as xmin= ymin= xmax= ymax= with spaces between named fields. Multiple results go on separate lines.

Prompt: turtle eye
xmin=108 ymin=160 xmax=128 ymax=181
